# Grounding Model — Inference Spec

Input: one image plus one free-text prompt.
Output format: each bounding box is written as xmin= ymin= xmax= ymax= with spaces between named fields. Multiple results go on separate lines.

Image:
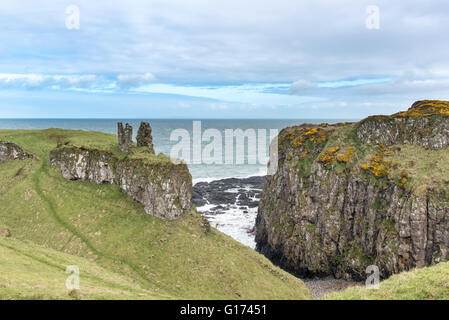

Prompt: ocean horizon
xmin=0 ymin=118 xmax=358 ymax=182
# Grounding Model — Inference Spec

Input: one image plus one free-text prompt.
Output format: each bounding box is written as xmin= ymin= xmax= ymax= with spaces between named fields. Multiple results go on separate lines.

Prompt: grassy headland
xmin=0 ymin=128 xmax=312 ymax=300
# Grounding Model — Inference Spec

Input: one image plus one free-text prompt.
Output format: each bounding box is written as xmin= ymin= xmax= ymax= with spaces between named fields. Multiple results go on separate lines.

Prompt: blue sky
xmin=0 ymin=0 xmax=448 ymax=118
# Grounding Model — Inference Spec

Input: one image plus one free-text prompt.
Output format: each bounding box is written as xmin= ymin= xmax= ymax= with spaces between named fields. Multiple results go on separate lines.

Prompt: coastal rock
xmin=49 ymin=147 xmax=115 ymax=184
xmin=256 ymin=101 xmax=449 ymax=280
xmin=115 ymin=158 xmax=191 ymax=220
xmin=136 ymin=122 xmax=155 ymax=154
xmin=193 ymin=176 xmax=265 ymax=212
xmin=0 ymin=141 xmax=35 ymax=164
xmin=118 ymin=123 xmax=133 ymax=153
xmin=357 ymin=100 xmax=449 ymax=150
xmin=50 ymin=146 xmax=192 ymax=220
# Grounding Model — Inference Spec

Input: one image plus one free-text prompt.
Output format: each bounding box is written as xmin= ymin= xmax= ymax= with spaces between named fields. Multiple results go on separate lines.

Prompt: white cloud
xmin=0 ymin=73 xmax=156 ymax=91
xmin=0 ymin=73 xmax=101 ymax=89
xmin=116 ymin=73 xmax=156 ymax=88
xmin=0 ymin=1 xmax=449 ymax=118
xmin=136 ymin=83 xmax=322 ymax=105
xmin=290 ymin=80 xmax=316 ymax=94
xmin=1 ymin=0 xmax=449 ymax=84
xmin=348 ymin=70 xmax=449 ymax=96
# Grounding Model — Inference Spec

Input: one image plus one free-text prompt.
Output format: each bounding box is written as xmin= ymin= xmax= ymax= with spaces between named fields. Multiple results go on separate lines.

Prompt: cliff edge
xmin=50 ymin=122 xmax=191 ymax=220
xmin=256 ymin=100 xmax=449 ymax=280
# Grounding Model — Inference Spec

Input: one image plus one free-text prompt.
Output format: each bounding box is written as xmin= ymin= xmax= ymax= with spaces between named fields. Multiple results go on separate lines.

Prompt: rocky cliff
xmin=0 ymin=141 xmax=35 ymax=164
xmin=256 ymin=100 xmax=449 ymax=280
xmin=50 ymin=145 xmax=192 ymax=220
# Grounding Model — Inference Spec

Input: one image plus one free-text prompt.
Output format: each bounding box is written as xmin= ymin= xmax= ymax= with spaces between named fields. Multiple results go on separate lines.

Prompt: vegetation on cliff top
xmin=393 ymin=100 xmax=449 ymax=118
xmin=0 ymin=128 xmax=312 ymax=300
xmin=51 ymin=130 xmax=174 ymax=166
xmin=278 ymin=101 xmax=449 ymax=196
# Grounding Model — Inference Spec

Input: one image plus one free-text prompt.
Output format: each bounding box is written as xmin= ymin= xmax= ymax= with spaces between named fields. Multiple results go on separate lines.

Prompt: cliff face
xmin=0 ymin=141 xmax=35 ymax=164
xmin=50 ymin=146 xmax=192 ymax=220
xmin=357 ymin=101 xmax=449 ymax=150
xmin=256 ymin=100 xmax=449 ymax=280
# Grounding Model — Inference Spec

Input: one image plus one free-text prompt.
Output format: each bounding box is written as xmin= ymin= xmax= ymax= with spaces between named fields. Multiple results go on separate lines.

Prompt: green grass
xmin=0 ymin=128 xmax=312 ymax=300
xmin=324 ymin=261 xmax=449 ymax=300
xmin=384 ymin=144 xmax=449 ymax=196
xmin=312 ymin=123 xmax=449 ymax=196
xmin=0 ymin=237 xmax=167 ymax=300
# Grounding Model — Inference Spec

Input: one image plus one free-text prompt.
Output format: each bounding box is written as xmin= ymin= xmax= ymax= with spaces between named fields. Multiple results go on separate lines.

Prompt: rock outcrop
xmin=357 ymin=100 xmax=449 ymax=150
xmin=0 ymin=141 xmax=35 ymax=164
xmin=50 ymin=123 xmax=192 ymax=220
xmin=118 ymin=123 xmax=133 ymax=153
xmin=50 ymin=147 xmax=115 ymax=184
xmin=50 ymin=146 xmax=192 ymax=220
xmin=136 ymin=122 xmax=155 ymax=154
xmin=256 ymin=100 xmax=449 ymax=280
xmin=193 ymin=176 xmax=265 ymax=210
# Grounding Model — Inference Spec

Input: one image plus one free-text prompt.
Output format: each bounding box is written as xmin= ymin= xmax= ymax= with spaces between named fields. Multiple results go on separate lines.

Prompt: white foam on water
xmin=192 ymin=167 xmax=267 ymax=186
xmin=196 ymin=186 xmax=260 ymax=249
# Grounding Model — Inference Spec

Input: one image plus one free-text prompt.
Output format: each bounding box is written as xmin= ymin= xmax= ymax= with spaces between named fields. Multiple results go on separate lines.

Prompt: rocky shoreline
xmin=193 ymin=176 xmax=265 ymax=247
xmin=193 ymin=175 xmax=265 ymax=212
xmin=193 ymin=175 xmax=361 ymax=297
xmin=256 ymin=101 xmax=449 ymax=283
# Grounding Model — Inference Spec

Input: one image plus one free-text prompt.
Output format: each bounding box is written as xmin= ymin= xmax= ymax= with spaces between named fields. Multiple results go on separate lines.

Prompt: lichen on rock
xmin=50 ymin=131 xmax=192 ymax=220
xmin=256 ymin=100 xmax=449 ymax=281
xmin=136 ymin=121 xmax=155 ymax=154
xmin=0 ymin=141 xmax=36 ymax=164
xmin=118 ymin=123 xmax=133 ymax=153
xmin=356 ymin=100 xmax=449 ymax=150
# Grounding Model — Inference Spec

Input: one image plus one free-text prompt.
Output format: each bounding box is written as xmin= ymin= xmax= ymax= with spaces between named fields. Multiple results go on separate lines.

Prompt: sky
xmin=0 ymin=0 xmax=448 ymax=118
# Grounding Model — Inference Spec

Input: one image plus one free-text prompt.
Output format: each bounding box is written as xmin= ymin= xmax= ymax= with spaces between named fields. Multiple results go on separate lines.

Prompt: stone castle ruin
xmin=118 ymin=122 xmax=155 ymax=154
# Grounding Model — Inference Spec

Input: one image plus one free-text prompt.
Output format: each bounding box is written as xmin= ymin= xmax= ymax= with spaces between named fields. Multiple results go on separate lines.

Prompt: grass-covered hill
xmin=0 ymin=128 xmax=312 ymax=300
xmin=324 ymin=260 xmax=449 ymax=300
xmin=0 ymin=237 xmax=165 ymax=300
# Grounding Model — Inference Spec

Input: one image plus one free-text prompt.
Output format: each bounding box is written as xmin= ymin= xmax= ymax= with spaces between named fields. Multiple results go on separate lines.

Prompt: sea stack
xmin=136 ymin=121 xmax=155 ymax=154
xmin=118 ymin=122 xmax=133 ymax=153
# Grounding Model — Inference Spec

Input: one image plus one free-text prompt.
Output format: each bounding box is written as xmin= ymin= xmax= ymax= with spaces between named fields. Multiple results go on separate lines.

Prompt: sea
xmin=0 ymin=119 xmax=354 ymax=248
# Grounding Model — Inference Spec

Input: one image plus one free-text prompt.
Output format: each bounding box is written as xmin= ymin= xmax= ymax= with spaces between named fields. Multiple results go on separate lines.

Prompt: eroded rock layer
xmin=256 ymin=101 xmax=449 ymax=280
xmin=50 ymin=146 xmax=192 ymax=220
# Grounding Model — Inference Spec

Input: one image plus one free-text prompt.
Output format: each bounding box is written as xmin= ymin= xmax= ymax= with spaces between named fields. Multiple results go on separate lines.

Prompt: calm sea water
xmin=0 ymin=119 xmax=353 ymax=181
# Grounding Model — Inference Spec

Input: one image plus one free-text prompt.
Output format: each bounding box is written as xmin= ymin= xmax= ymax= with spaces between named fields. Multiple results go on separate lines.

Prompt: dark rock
xmin=247 ymin=225 xmax=256 ymax=235
xmin=256 ymin=100 xmax=449 ymax=281
xmin=192 ymin=176 xmax=265 ymax=215
xmin=136 ymin=122 xmax=155 ymax=154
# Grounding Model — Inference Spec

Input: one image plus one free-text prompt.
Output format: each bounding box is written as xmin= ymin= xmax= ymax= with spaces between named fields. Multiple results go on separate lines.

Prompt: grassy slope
xmin=0 ymin=237 xmax=166 ymax=300
xmin=325 ymin=261 xmax=449 ymax=300
xmin=317 ymin=123 xmax=449 ymax=196
xmin=0 ymin=128 xmax=311 ymax=300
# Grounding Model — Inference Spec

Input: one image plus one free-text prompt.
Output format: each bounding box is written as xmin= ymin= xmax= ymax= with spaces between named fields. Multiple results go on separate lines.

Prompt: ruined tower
xmin=117 ymin=122 xmax=133 ymax=153
xmin=136 ymin=122 xmax=155 ymax=154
